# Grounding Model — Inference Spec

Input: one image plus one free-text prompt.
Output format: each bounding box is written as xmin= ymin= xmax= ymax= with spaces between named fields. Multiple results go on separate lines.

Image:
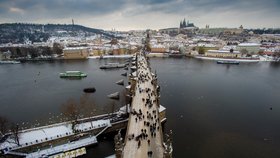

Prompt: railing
xmin=26 ymin=136 xmax=97 ymax=158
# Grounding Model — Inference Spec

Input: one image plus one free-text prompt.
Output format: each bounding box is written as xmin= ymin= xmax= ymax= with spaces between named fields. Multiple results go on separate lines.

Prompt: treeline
xmin=0 ymin=23 xmax=116 ymax=44
xmin=0 ymin=23 xmax=104 ymax=34
xmin=0 ymin=43 xmax=63 ymax=58
xmin=0 ymin=115 xmax=21 ymax=145
xmin=246 ymin=28 xmax=280 ymax=34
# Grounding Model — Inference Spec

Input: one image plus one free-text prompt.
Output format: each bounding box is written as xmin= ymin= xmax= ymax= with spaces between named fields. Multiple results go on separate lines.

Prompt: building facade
xmin=63 ymin=47 xmax=89 ymax=59
xmin=237 ymin=43 xmax=261 ymax=54
xmin=205 ymin=50 xmax=242 ymax=58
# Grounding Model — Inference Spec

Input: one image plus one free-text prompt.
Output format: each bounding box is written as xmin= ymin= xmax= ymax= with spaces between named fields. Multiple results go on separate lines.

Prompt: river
xmin=0 ymin=57 xmax=280 ymax=158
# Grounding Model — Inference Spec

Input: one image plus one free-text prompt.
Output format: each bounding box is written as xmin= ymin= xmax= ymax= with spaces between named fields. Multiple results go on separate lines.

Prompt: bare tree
xmin=240 ymin=49 xmax=248 ymax=55
xmin=0 ymin=116 xmax=8 ymax=137
xmin=11 ymin=124 xmax=20 ymax=145
xmin=198 ymin=47 xmax=205 ymax=54
xmin=53 ymin=43 xmax=63 ymax=55
xmin=77 ymin=94 xmax=98 ymax=118
xmin=274 ymin=51 xmax=280 ymax=59
xmin=61 ymin=99 xmax=80 ymax=133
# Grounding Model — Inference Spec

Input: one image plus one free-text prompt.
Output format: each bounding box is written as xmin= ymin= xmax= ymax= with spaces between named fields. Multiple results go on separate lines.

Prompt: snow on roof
xmin=63 ymin=47 xmax=88 ymax=50
xmin=20 ymin=125 xmax=71 ymax=144
xmin=151 ymin=44 xmax=165 ymax=48
xmin=129 ymin=42 xmax=138 ymax=46
xmin=238 ymin=43 xmax=261 ymax=46
xmin=197 ymin=43 xmax=217 ymax=47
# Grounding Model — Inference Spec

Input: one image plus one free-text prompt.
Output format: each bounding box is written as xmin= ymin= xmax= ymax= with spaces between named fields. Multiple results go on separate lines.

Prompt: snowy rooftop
xmin=151 ymin=44 xmax=165 ymax=48
xmin=238 ymin=43 xmax=261 ymax=46
xmin=63 ymin=47 xmax=89 ymax=50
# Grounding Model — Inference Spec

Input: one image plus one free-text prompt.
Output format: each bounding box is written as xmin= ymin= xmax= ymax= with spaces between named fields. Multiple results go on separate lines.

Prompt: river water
xmin=0 ymin=57 xmax=280 ymax=158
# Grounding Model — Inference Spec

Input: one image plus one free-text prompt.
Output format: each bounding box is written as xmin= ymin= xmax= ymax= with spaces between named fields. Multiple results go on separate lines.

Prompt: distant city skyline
xmin=0 ymin=0 xmax=279 ymax=31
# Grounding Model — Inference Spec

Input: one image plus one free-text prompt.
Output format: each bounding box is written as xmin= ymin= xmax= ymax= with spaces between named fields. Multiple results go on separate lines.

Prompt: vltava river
xmin=1 ymin=57 xmax=280 ymax=158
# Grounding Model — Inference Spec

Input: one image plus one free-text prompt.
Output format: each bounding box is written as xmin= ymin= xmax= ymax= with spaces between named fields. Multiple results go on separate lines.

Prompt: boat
xmin=83 ymin=87 xmax=96 ymax=93
xmin=0 ymin=60 xmax=20 ymax=64
xmin=194 ymin=55 xmax=260 ymax=62
xmin=107 ymin=92 xmax=120 ymax=100
xmin=168 ymin=51 xmax=184 ymax=58
xmin=60 ymin=71 xmax=87 ymax=78
xmin=217 ymin=60 xmax=240 ymax=65
xmin=116 ymin=79 xmax=124 ymax=85
xmin=99 ymin=63 xmax=126 ymax=69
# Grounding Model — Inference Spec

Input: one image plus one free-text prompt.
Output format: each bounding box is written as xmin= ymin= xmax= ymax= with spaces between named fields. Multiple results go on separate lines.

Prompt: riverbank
xmin=88 ymin=55 xmax=133 ymax=59
xmin=146 ymin=52 xmax=169 ymax=57
xmin=194 ymin=55 xmax=260 ymax=62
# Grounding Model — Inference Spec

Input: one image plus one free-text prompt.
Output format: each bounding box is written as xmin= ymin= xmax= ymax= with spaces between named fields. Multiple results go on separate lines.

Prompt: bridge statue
xmin=163 ymin=130 xmax=173 ymax=158
xmin=114 ymin=130 xmax=123 ymax=158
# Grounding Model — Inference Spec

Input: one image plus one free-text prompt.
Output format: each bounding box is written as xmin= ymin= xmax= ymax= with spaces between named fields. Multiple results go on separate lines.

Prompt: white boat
xmin=60 ymin=71 xmax=87 ymax=78
xmin=259 ymin=55 xmax=279 ymax=62
xmin=0 ymin=60 xmax=20 ymax=64
xmin=100 ymin=63 xmax=126 ymax=69
xmin=217 ymin=60 xmax=239 ymax=64
xmin=194 ymin=55 xmax=260 ymax=62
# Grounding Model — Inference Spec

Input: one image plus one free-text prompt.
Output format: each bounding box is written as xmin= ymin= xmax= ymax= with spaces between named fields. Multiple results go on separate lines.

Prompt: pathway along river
xmin=0 ymin=57 xmax=280 ymax=158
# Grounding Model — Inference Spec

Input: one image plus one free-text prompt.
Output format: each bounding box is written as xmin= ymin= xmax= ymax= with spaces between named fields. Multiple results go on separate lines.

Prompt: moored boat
xmin=194 ymin=55 xmax=260 ymax=62
xmin=60 ymin=71 xmax=87 ymax=78
xmin=168 ymin=50 xmax=184 ymax=58
xmin=83 ymin=87 xmax=96 ymax=93
xmin=217 ymin=60 xmax=240 ymax=65
xmin=0 ymin=60 xmax=20 ymax=64
xmin=100 ymin=63 xmax=126 ymax=69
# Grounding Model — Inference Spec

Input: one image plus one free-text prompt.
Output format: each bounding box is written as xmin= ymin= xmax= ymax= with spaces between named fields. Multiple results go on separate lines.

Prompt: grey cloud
xmin=0 ymin=0 xmax=279 ymax=29
xmin=137 ymin=0 xmax=172 ymax=5
xmin=142 ymin=0 xmax=278 ymax=13
xmin=0 ymin=0 xmax=127 ymax=20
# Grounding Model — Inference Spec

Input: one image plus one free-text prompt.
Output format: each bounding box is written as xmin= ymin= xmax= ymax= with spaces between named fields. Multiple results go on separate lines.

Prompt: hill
xmin=0 ymin=23 xmax=115 ymax=44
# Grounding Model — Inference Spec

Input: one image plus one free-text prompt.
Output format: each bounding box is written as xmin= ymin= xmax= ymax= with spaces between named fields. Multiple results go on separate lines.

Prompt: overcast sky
xmin=0 ymin=0 xmax=279 ymax=31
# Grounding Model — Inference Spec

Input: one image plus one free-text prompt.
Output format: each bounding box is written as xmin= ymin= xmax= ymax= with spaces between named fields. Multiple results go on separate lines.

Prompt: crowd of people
xmin=126 ymin=52 xmax=162 ymax=157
